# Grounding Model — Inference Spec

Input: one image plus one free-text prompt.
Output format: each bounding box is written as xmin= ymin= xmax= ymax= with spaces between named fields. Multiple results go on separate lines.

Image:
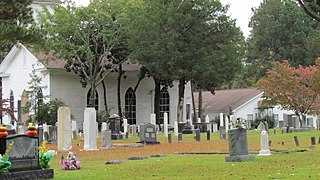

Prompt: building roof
xmin=33 ymin=0 xmax=61 ymax=3
xmin=33 ymin=51 xmax=141 ymax=71
xmin=193 ymin=88 xmax=262 ymax=114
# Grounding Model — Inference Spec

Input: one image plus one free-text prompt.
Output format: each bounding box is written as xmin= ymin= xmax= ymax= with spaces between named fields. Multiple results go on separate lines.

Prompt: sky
xmin=73 ymin=0 xmax=263 ymax=37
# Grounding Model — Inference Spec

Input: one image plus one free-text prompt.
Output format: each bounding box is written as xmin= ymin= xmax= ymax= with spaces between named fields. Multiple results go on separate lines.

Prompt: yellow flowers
xmin=39 ymin=141 xmax=47 ymax=153
xmin=5 ymin=142 xmax=14 ymax=156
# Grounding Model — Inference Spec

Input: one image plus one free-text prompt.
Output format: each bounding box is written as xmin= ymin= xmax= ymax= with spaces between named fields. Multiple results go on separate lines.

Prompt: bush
xmin=37 ymin=99 xmax=66 ymax=125
xmin=251 ymin=116 xmax=275 ymax=129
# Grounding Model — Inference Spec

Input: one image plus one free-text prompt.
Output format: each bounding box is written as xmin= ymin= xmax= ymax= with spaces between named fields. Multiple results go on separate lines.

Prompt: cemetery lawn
xmin=49 ymin=130 xmax=320 ymax=179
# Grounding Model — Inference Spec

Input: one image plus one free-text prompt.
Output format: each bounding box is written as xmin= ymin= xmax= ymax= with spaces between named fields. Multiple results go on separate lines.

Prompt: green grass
xmin=50 ymin=129 xmax=320 ymax=179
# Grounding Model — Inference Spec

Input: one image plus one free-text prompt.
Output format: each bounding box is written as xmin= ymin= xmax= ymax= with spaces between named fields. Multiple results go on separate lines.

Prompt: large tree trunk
xmin=176 ymin=79 xmax=185 ymax=122
xmin=191 ymin=82 xmax=197 ymax=123
xmin=117 ymin=64 xmax=123 ymax=117
xmin=100 ymin=75 xmax=109 ymax=119
xmin=153 ymin=78 xmax=161 ymax=126
xmin=198 ymin=89 xmax=202 ymax=120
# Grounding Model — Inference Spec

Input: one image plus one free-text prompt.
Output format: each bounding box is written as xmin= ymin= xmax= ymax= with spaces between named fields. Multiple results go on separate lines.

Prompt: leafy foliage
xmin=0 ymin=0 xmax=40 ymax=60
xmin=37 ymin=0 xmax=129 ymax=107
xmin=258 ymin=60 xmax=320 ymax=126
xmin=126 ymin=0 xmax=243 ymax=121
xmin=244 ymin=0 xmax=319 ymax=86
xmin=37 ymin=99 xmax=66 ymax=125
xmin=296 ymin=0 xmax=320 ymax=21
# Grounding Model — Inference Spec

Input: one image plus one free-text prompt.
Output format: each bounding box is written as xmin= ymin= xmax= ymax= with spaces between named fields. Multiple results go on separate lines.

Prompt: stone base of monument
xmin=258 ymin=150 xmax=271 ymax=156
xmin=181 ymin=129 xmax=193 ymax=134
xmin=111 ymin=133 xmax=123 ymax=140
xmin=225 ymin=154 xmax=255 ymax=162
xmin=138 ymin=141 xmax=160 ymax=145
xmin=0 ymin=169 xmax=54 ymax=180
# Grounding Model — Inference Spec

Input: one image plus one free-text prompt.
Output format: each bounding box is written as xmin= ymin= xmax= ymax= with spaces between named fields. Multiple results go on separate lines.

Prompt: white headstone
xmin=212 ymin=123 xmax=218 ymax=132
xmin=123 ymin=118 xmax=128 ymax=134
xmin=197 ymin=118 xmax=201 ymax=123
xmin=220 ymin=113 xmax=224 ymax=127
xmin=43 ymin=123 xmax=48 ymax=132
xmin=174 ymin=121 xmax=178 ymax=136
xmin=101 ymin=122 xmax=107 ymax=132
xmin=258 ymin=130 xmax=271 ymax=156
xmin=71 ymin=121 xmax=77 ymax=132
xmin=225 ymin=116 xmax=229 ymax=133
xmin=163 ymin=112 xmax=168 ymax=137
xmin=83 ymin=108 xmax=97 ymax=150
xmin=150 ymin=113 xmax=156 ymax=125
xmin=57 ymin=107 xmax=72 ymax=151
xmin=205 ymin=115 xmax=210 ymax=123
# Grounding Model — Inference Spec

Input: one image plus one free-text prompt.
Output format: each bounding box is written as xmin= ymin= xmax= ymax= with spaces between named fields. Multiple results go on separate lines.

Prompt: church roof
xmin=193 ymin=88 xmax=262 ymax=114
xmin=33 ymin=0 xmax=61 ymax=3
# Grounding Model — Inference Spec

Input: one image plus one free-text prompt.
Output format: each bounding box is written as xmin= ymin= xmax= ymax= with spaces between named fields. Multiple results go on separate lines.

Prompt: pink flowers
xmin=60 ymin=151 xmax=81 ymax=170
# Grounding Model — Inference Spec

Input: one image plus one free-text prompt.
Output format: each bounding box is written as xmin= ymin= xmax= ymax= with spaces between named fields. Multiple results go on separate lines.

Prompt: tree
xmin=126 ymin=0 xmax=243 ymax=122
xmin=244 ymin=0 xmax=319 ymax=86
xmin=38 ymin=0 xmax=129 ymax=108
xmin=258 ymin=60 xmax=320 ymax=127
xmin=24 ymin=67 xmax=48 ymax=123
xmin=296 ymin=0 xmax=320 ymax=21
xmin=0 ymin=0 xmax=40 ymax=60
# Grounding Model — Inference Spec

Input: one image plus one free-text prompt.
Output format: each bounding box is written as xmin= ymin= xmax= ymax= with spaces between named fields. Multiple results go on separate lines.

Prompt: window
xmin=125 ymin=87 xmax=136 ymax=124
xmin=160 ymin=87 xmax=170 ymax=124
xmin=10 ymin=90 xmax=14 ymax=110
xmin=247 ymin=114 xmax=253 ymax=121
xmin=87 ymin=89 xmax=99 ymax=111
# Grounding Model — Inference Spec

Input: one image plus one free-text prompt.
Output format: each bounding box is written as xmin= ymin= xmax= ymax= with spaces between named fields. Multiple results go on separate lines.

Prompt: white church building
xmin=0 ymin=44 xmax=193 ymax=128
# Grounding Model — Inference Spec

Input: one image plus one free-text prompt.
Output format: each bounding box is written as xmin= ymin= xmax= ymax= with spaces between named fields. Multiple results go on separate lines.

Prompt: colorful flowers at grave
xmin=26 ymin=125 xmax=37 ymax=136
xmin=38 ymin=141 xmax=53 ymax=169
xmin=60 ymin=150 xmax=81 ymax=170
xmin=0 ymin=126 xmax=8 ymax=138
xmin=0 ymin=142 xmax=14 ymax=174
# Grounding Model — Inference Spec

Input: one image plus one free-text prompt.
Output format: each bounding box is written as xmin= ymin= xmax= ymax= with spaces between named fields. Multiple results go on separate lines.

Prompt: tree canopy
xmin=0 ymin=0 xmax=39 ymax=60
xmin=38 ymin=0 xmax=130 ymax=106
xmin=296 ymin=0 xmax=320 ymax=21
xmin=258 ymin=59 xmax=320 ymax=127
xmin=126 ymin=0 xmax=243 ymax=122
xmin=243 ymin=0 xmax=319 ymax=86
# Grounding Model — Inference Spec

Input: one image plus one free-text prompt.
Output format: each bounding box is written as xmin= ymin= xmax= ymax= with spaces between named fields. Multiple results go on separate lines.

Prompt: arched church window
xmin=125 ymin=87 xmax=136 ymax=124
xmin=160 ymin=87 xmax=170 ymax=124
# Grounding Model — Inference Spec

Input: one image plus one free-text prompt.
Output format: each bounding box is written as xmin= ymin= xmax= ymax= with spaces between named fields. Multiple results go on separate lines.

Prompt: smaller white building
xmin=193 ymin=88 xmax=317 ymax=129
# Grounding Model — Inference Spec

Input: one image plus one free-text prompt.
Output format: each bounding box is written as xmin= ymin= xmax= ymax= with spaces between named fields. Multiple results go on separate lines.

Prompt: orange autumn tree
xmin=258 ymin=60 xmax=320 ymax=127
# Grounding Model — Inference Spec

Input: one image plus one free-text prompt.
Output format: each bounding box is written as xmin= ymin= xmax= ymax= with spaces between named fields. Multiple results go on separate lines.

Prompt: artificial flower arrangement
xmin=0 ymin=142 xmax=14 ymax=174
xmin=38 ymin=141 xmax=55 ymax=169
xmin=59 ymin=146 xmax=81 ymax=170
xmin=26 ymin=125 xmax=37 ymax=136
xmin=0 ymin=126 xmax=8 ymax=138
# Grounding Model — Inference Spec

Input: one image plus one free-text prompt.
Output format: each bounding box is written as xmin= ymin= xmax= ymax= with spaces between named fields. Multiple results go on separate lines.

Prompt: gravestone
xmin=182 ymin=120 xmax=193 ymax=134
xmin=123 ymin=118 xmax=128 ymax=134
xmin=212 ymin=123 xmax=218 ymax=133
xmin=71 ymin=120 xmax=78 ymax=139
xmin=195 ymin=129 xmax=201 ymax=141
xmin=48 ymin=126 xmax=57 ymax=144
xmin=139 ymin=123 xmax=159 ymax=144
xmin=178 ymin=134 xmax=182 ymax=142
xmin=163 ymin=112 xmax=168 ymax=137
xmin=38 ymin=127 xmax=44 ymax=145
xmin=220 ymin=126 xmax=226 ymax=140
xmin=100 ymin=130 xmax=111 ymax=149
xmin=57 ymin=107 xmax=72 ymax=151
xmin=18 ymin=125 xmax=27 ymax=134
xmin=225 ymin=128 xmax=254 ymax=162
xmin=311 ymin=136 xmax=316 ymax=145
xmin=1 ymin=135 xmax=39 ymax=171
xmin=101 ymin=122 xmax=107 ymax=132
xmin=220 ymin=113 xmax=224 ymax=127
xmin=207 ymin=130 xmax=210 ymax=141
xmin=168 ymin=133 xmax=172 ymax=143
xmin=109 ymin=115 xmax=123 ymax=140
xmin=150 ymin=113 xmax=156 ymax=125
xmin=83 ymin=108 xmax=98 ymax=150
xmin=258 ymin=130 xmax=271 ymax=156
xmin=174 ymin=121 xmax=179 ymax=136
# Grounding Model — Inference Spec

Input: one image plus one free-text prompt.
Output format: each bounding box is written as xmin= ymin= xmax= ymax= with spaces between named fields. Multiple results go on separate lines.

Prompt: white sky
xmin=73 ymin=0 xmax=263 ymax=37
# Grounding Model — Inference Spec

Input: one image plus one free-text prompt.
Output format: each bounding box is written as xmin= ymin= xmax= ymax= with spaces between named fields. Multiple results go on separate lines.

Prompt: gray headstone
xmin=139 ymin=123 xmax=158 ymax=144
xmin=48 ymin=126 xmax=57 ymax=144
xmin=178 ymin=134 xmax=182 ymax=142
xmin=101 ymin=130 xmax=111 ymax=149
xmin=220 ymin=127 xmax=226 ymax=140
